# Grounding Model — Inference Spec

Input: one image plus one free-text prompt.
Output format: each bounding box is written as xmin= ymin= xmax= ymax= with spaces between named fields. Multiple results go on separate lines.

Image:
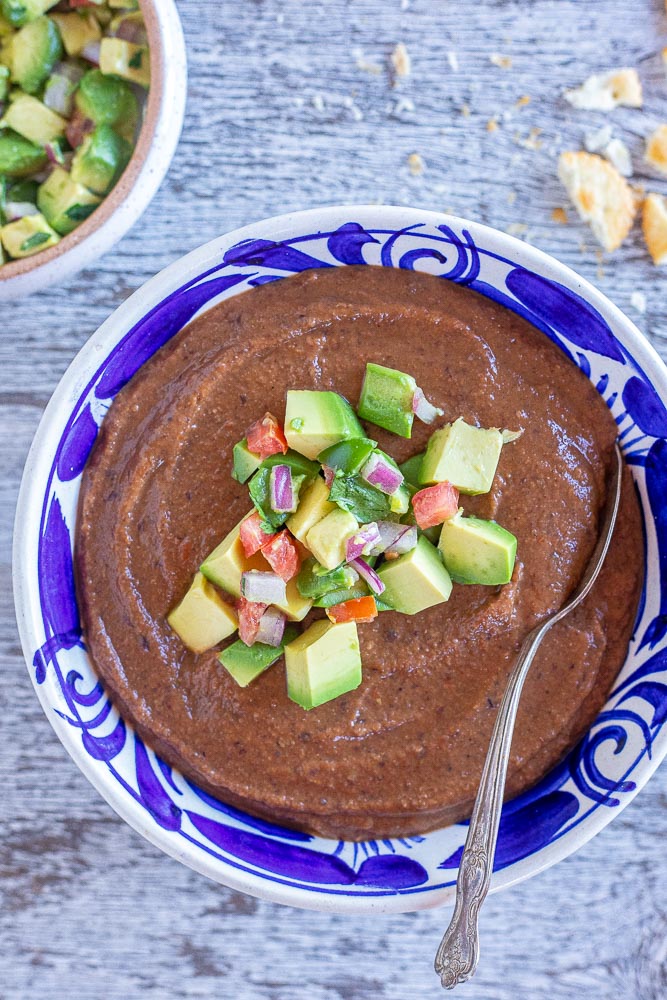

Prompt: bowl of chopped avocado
xmin=13 ymin=205 xmax=667 ymax=913
xmin=0 ymin=0 xmax=186 ymax=298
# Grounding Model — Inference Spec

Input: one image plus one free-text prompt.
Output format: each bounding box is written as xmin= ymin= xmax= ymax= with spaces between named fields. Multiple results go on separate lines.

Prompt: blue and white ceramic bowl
xmin=13 ymin=206 xmax=667 ymax=913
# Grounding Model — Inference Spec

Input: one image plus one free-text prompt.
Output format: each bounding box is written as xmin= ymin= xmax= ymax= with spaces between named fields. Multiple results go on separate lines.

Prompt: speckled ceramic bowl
xmin=13 ymin=206 xmax=667 ymax=913
xmin=0 ymin=0 xmax=186 ymax=301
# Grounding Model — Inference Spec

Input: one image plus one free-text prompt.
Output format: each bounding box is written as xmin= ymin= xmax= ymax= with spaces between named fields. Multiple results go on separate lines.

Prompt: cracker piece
xmin=557 ymin=150 xmax=636 ymax=251
xmin=643 ymin=192 xmax=667 ymax=265
xmin=564 ymin=68 xmax=642 ymax=110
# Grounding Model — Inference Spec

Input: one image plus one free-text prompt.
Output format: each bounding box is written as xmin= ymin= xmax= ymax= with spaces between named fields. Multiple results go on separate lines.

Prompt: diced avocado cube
xmin=0 ymin=64 xmax=9 ymax=100
xmin=284 ymin=389 xmax=365 ymax=460
xmin=1 ymin=93 xmax=66 ymax=145
xmin=421 ymin=418 xmax=503 ymax=495
xmin=305 ymin=508 xmax=359 ymax=570
xmin=75 ymin=67 xmax=138 ymax=129
xmin=285 ymin=620 xmax=362 ymax=710
xmin=167 ymin=572 xmax=238 ymax=654
xmin=5 ymin=14 xmax=62 ymax=92
xmin=232 ymin=437 xmax=262 ymax=484
xmin=6 ymin=177 xmax=38 ymax=203
xmin=438 ymin=511 xmax=517 ymax=585
xmin=219 ymin=624 xmax=299 ymax=688
xmin=37 ymin=166 xmax=100 ymax=235
xmin=261 ymin=449 xmax=320 ymax=481
xmin=317 ymin=437 xmax=377 ymax=475
xmin=389 ymin=483 xmax=410 ymax=515
xmin=99 ymin=36 xmax=149 ymax=88
xmin=0 ymin=128 xmax=47 ymax=176
xmin=357 ymin=362 xmax=417 ymax=438
xmin=108 ymin=0 xmax=139 ymax=9
xmin=377 ymin=535 xmax=452 ymax=614
xmin=200 ymin=515 xmax=268 ymax=598
xmin=399 ymin=451 xmax=425 ymax=487
xmin=0 ymin=14 xmax=12 ymax=36
xmin=286 ymin=475 xmax=336 ymax=543
xmin=50 ymin=11 xmax=101 ymax=57
xmin=271 ymin=576 xmax=313 ymax=622
xmin=70 ymin=123 xmax=131 ymax=195
xmin=0 ymin=0 xmax=58 ymax=28
xmin=0 ymin=211 xmax=58 ymax=256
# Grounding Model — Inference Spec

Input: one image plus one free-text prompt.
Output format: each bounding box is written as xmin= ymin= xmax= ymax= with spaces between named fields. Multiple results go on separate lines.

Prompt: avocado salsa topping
xmin=0 ymin=0 xmax=148 ymax=264
xmin=167 ymin=362 xmax=521 ymax=711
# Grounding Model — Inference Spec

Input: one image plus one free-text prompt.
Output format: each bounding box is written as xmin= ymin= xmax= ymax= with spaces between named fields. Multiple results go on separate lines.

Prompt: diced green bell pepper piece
xmin=296 ymin=557 xmax=359 ymax=599
xmin=318 ymin=437 xmax=377 ymax=475
xmin=261 ymin=449 xmax=320 ymax=481
xmin=399 ymin=451 xmax=425 ymax=487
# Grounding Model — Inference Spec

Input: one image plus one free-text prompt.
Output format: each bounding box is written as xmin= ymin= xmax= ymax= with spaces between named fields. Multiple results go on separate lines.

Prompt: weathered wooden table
xmin=2 ymin=1 xmax=666 ymax=996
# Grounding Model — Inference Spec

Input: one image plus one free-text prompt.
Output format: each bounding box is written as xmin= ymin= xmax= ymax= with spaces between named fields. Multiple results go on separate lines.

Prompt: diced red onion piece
xmin=44 ymin=140 xmax=65 ymax=165
xmin=240 ymin=570 xmax=287 ymax=605
xmin=350 ymin=557 xmax=385 ymax=595
xmin=369 ymin=520 xmax=409 ymax=556
xmin=345 ymin=522 xmax=381 ymax=562
xmin=4 ymin=201 xmax=38 ymax=222
xmin=412 ymin=386 xmax=444 ymax=424
xmin=115 ymin=18 xmax=148 ymax=45
xmin=81 ymin=40 xmax=101 ymax=64
xmin=54 ymin=60 xmax=85 ymax=84
xmin=44 ymin=74 xmax=74 ymax=116
xmin=269 ymin=464 xmax=297 ymax=513
xmin=255 ymin=607 xmax=286 ymax=647
xmin=385 ymin=524 xmax=417 ymax=555
xmin=322 ymin=465 xmax=336 ymax=489
xmin=360 ymin=453 xmax=404 ymax=495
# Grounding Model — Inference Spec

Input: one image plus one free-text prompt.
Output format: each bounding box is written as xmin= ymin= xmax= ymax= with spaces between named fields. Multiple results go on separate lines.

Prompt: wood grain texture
xmin=2 ymin=0 xmax=667 ymax=997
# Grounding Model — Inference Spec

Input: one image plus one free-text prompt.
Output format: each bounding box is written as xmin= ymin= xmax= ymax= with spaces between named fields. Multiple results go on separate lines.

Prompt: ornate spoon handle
xmin=434 ymin=443 xmax=623 ymax=990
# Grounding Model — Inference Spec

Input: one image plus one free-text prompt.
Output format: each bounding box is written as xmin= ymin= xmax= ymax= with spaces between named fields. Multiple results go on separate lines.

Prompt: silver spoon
xmin=434 ymin=441 xmax=624 ymax=990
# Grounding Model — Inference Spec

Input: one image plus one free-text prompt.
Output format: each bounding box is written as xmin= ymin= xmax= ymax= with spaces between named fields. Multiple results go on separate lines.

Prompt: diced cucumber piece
xmin=220 ymin=625 xmax=299 ymax=688
xmin=232 ymin=437 xmax=262 ymax=484
xmin=317 ymin=437 xmax=377 ymax=475
xmin=285 ymin=620 xmax=362 ymax=710
xmin=421 ymin=417 xmax=503 ymax=495
xmin=37 ymin=166 xmax=100 ymax=235
xmin=438 ymin=511 xmax=517 ymax=585
xmin=357 ymin=362 xmax=417 ymax=438
xmin=2 ymin=93 xmax=66 ymax=145
xmin=99 ymin=37 xmax=149 ymax=88
xmin=0 ymin=0 xmax=59 ymax=28
xmin=70 ymin=123 xmax=131 ymax=195
xmin=50 ymin=11 xmax=101 ymax=57
xmin=0 ymin=210 xmax=58 ymax=257
xmin=75 ymin=67 xmax=138 ymax=129
xmin=5 ymin=14 xmax=62 ymax=92
xmin=377 ymin=535 xmax=452 ymax=614
xmin=284 ymin=389 xmax=365 ymax=459
xmin=167 ymin=572 xmax=238 ymax=654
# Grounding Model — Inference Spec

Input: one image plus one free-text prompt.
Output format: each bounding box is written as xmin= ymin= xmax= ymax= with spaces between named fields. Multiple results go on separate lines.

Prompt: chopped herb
xmin=129 ymin=49 xmax=144 ymax=69
xmin=329 ymin=474 xmax=393 ymax=523
xmin=65 ymin=204 xmax=97 ymax=222
xmin=20 ymin=231 xmax=51 ymax=252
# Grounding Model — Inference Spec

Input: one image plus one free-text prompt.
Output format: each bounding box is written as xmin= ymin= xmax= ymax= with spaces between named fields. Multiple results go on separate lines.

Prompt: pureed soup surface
xmin=75 ymin=266 xmax=643 ymax=840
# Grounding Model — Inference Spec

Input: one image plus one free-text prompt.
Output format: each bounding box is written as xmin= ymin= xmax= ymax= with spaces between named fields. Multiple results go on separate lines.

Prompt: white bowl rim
xmin=13 ymin=204 xmax=667 ymax=913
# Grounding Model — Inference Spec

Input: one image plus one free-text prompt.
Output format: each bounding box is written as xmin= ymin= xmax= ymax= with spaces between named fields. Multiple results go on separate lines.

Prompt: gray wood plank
xmin=2 ymin=0 xmax=666 ymax=997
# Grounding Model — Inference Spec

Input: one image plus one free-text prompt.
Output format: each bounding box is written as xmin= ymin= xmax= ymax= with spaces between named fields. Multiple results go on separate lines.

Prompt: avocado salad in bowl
xmin=0 ymin=0 xmax=186 ymax=298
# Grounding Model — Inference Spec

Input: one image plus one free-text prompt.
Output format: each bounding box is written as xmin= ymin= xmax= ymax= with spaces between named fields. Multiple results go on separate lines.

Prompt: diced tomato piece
xmin=261 ymin=530 xmax=302 ymax=582
xmin=412 ymin=482 xmax=459 ymax=529
xmin=239 ymin=512 xmax=276 ymax=557
xmin=326 ymin=595 xmax=378 ymax=624
xmin=237 ymin=597 xmax=268 ymax=646
xmin=246 ymin=412 xmax=288 ymax=459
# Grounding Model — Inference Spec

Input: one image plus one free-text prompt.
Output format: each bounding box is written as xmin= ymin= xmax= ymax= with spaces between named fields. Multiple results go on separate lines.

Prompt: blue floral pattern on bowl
xmin=15 ymin=208 xmax=667 ymax=913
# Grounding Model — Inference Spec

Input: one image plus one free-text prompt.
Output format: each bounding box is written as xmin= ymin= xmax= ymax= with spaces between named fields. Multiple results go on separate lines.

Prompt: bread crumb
xmin=461 ymin=102 xmax=471 ymax=118
xmin=507 ymin=191 xmax=517 ymax=205
xmin=486 ymin=117 xmax=499 ymax=132
xmin=662 ymin=47 xmax=667 ymax=74
xmin=355 ymin=53 xmax=382 ymax=75
xmin=490 ymin=53 xmax=512 ymax=69
xmin=312 ymin=93 xmax=325 ymax=113
xmin=506 ymin=222 xmax=528 ymax=236
xmin=564 ymin=68 xmax=642 ymax=110
xmin=408 ymin=152 xmax=424 ymax=176
xmin=584 ymin=125 xmax=613 ymax=153
xmin=558 ymin=150 xmax=637 ymax=252
xmin=515 ymin=95 xmax=531 ymax=108
xmin=605 ymin=138 xmax=632 ymax=177
xmin=447 ymin=51 xmax=459 ymax=72
xmin=516 ymin=127 xmax=543 ymax=150
xmin=392 ymin=96 xmax=415 ymax=115
xmin=645 ymin=125 xmax=667 ymax=176
xmin=391 ymin=42 xmax=411 ymax=79
xmin=630 ymin=290 xmax=647 ymax=313
xmin=552 ymin=207 xmax=568 ymax=224
xmin=643 ymin=192 xmax=667 ymax=264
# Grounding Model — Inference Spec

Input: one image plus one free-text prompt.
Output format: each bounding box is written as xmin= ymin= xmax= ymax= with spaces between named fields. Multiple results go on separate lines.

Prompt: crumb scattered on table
xmin=645 ymin=125 xmax=667 ymax=176
xmin=630 ymin=291 xmax=647 ymax=313
xmin=558 ymin=150 xmax=637 ymax=252
xmin=490 ymin=53 xmax=512 ymax=69
xmin=643 ymin=192 xmax=667 ymax=264
xmin=552 ymin=207 xmax=568 ymax=224
xmin=391 ymin=42 xmax=411 ymax=79
xmin=564 ymin=68 xmax=642 ymax=110
xmin=407 ymin=152 xmax=424 ymax=175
